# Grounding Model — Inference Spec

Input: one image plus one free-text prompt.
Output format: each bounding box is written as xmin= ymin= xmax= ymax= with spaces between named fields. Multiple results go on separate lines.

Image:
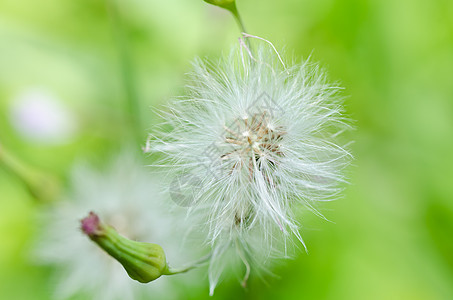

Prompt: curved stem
xmin=227 ymin=3 xmax=252 ymax=51
xmin=164 ymin=253 xmax=212 ymax=275
xmin=229 ymin=3 xmax=247 ymax=34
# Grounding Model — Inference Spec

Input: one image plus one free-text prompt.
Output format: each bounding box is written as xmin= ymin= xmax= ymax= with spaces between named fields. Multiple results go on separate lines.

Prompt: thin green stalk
xmin=107 ymin=0 xmax=142 ymax=144
xmin=204 ymin=1 xmax=250 ymax=45
xmin=228 ymin=2 xmax=247 ymax=35
xmin=0 ymin=143 xmax=59 ymax=202
xmin=164 ymin=253 xmax=212 ymax=275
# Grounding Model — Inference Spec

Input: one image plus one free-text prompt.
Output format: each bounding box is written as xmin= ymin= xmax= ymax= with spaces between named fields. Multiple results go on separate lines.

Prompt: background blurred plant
xmin=1 ymin=0 xmax=453 ymax=299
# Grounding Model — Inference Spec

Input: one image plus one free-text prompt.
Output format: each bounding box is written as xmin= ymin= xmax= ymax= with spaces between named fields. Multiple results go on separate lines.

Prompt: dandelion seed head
xmin=148 ymin=42 xmax=352 ymax=293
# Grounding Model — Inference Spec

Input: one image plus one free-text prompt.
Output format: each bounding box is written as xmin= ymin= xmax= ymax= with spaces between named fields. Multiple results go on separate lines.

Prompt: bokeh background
xmin=1 ymin=0 xmax=453 ymax=299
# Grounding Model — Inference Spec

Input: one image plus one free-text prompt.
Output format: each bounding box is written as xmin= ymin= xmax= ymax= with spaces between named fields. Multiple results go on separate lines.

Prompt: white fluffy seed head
xmin=148 ymin=43 xmax=352 ymax=293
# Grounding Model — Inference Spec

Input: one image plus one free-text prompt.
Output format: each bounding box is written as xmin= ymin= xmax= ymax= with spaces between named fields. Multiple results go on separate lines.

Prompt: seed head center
xmin=222 ymin=111 xmax=286 ymax=167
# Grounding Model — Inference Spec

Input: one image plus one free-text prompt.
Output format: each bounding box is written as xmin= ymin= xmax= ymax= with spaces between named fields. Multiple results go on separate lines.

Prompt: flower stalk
xmin=204 ymin=0 xmax=248 ymax=34
xmin=203 ymin=0 xmax=253 ymax=55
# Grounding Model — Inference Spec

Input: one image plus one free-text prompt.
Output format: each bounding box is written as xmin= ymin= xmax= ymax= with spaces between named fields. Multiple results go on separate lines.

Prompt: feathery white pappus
xmin=147 ymin=40 xmax=352 ymax=294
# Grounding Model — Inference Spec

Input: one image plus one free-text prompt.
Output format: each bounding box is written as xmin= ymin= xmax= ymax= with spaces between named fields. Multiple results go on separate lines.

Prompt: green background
xmin=1 ymin=0 xmax=452 ymax=299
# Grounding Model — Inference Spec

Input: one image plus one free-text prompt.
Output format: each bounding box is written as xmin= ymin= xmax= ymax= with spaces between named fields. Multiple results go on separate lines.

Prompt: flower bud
xmin=81 ymin=212 xmax=170 ymax=283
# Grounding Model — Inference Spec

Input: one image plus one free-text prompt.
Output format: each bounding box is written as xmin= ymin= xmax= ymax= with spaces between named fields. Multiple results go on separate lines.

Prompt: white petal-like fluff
xmin=148 ymin=44 xmax=352 ymax=294
xmin=33 ymin=153 xmax=195 ymax=300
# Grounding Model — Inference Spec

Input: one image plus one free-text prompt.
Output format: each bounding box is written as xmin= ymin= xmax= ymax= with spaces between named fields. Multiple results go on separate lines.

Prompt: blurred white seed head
xmin=147 ymin=41 xmax=352 ymax=294
xmin=9 ymin=88 xmax=78 ymax=145
xmin=33 ymin=152 xmax=197 ymax=300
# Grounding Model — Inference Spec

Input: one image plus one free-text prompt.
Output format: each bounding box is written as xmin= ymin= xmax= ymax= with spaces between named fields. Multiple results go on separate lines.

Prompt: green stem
xmin=224 ymin=2 xmax=256 ymax=63
xmin=164 ymin=253 xmax=212 ymax=275
xmin=228 ymin=3 xmax=247 ymax=34
xmin=204 ymin=1 xmax=253 ymax=54
xmin=226 ymin=2 xmax=252 ymax=51
xmin=0 ymin=143 xmax=59 ymax=202
xmin=107 ymin=0 xmax=142 ymax=144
